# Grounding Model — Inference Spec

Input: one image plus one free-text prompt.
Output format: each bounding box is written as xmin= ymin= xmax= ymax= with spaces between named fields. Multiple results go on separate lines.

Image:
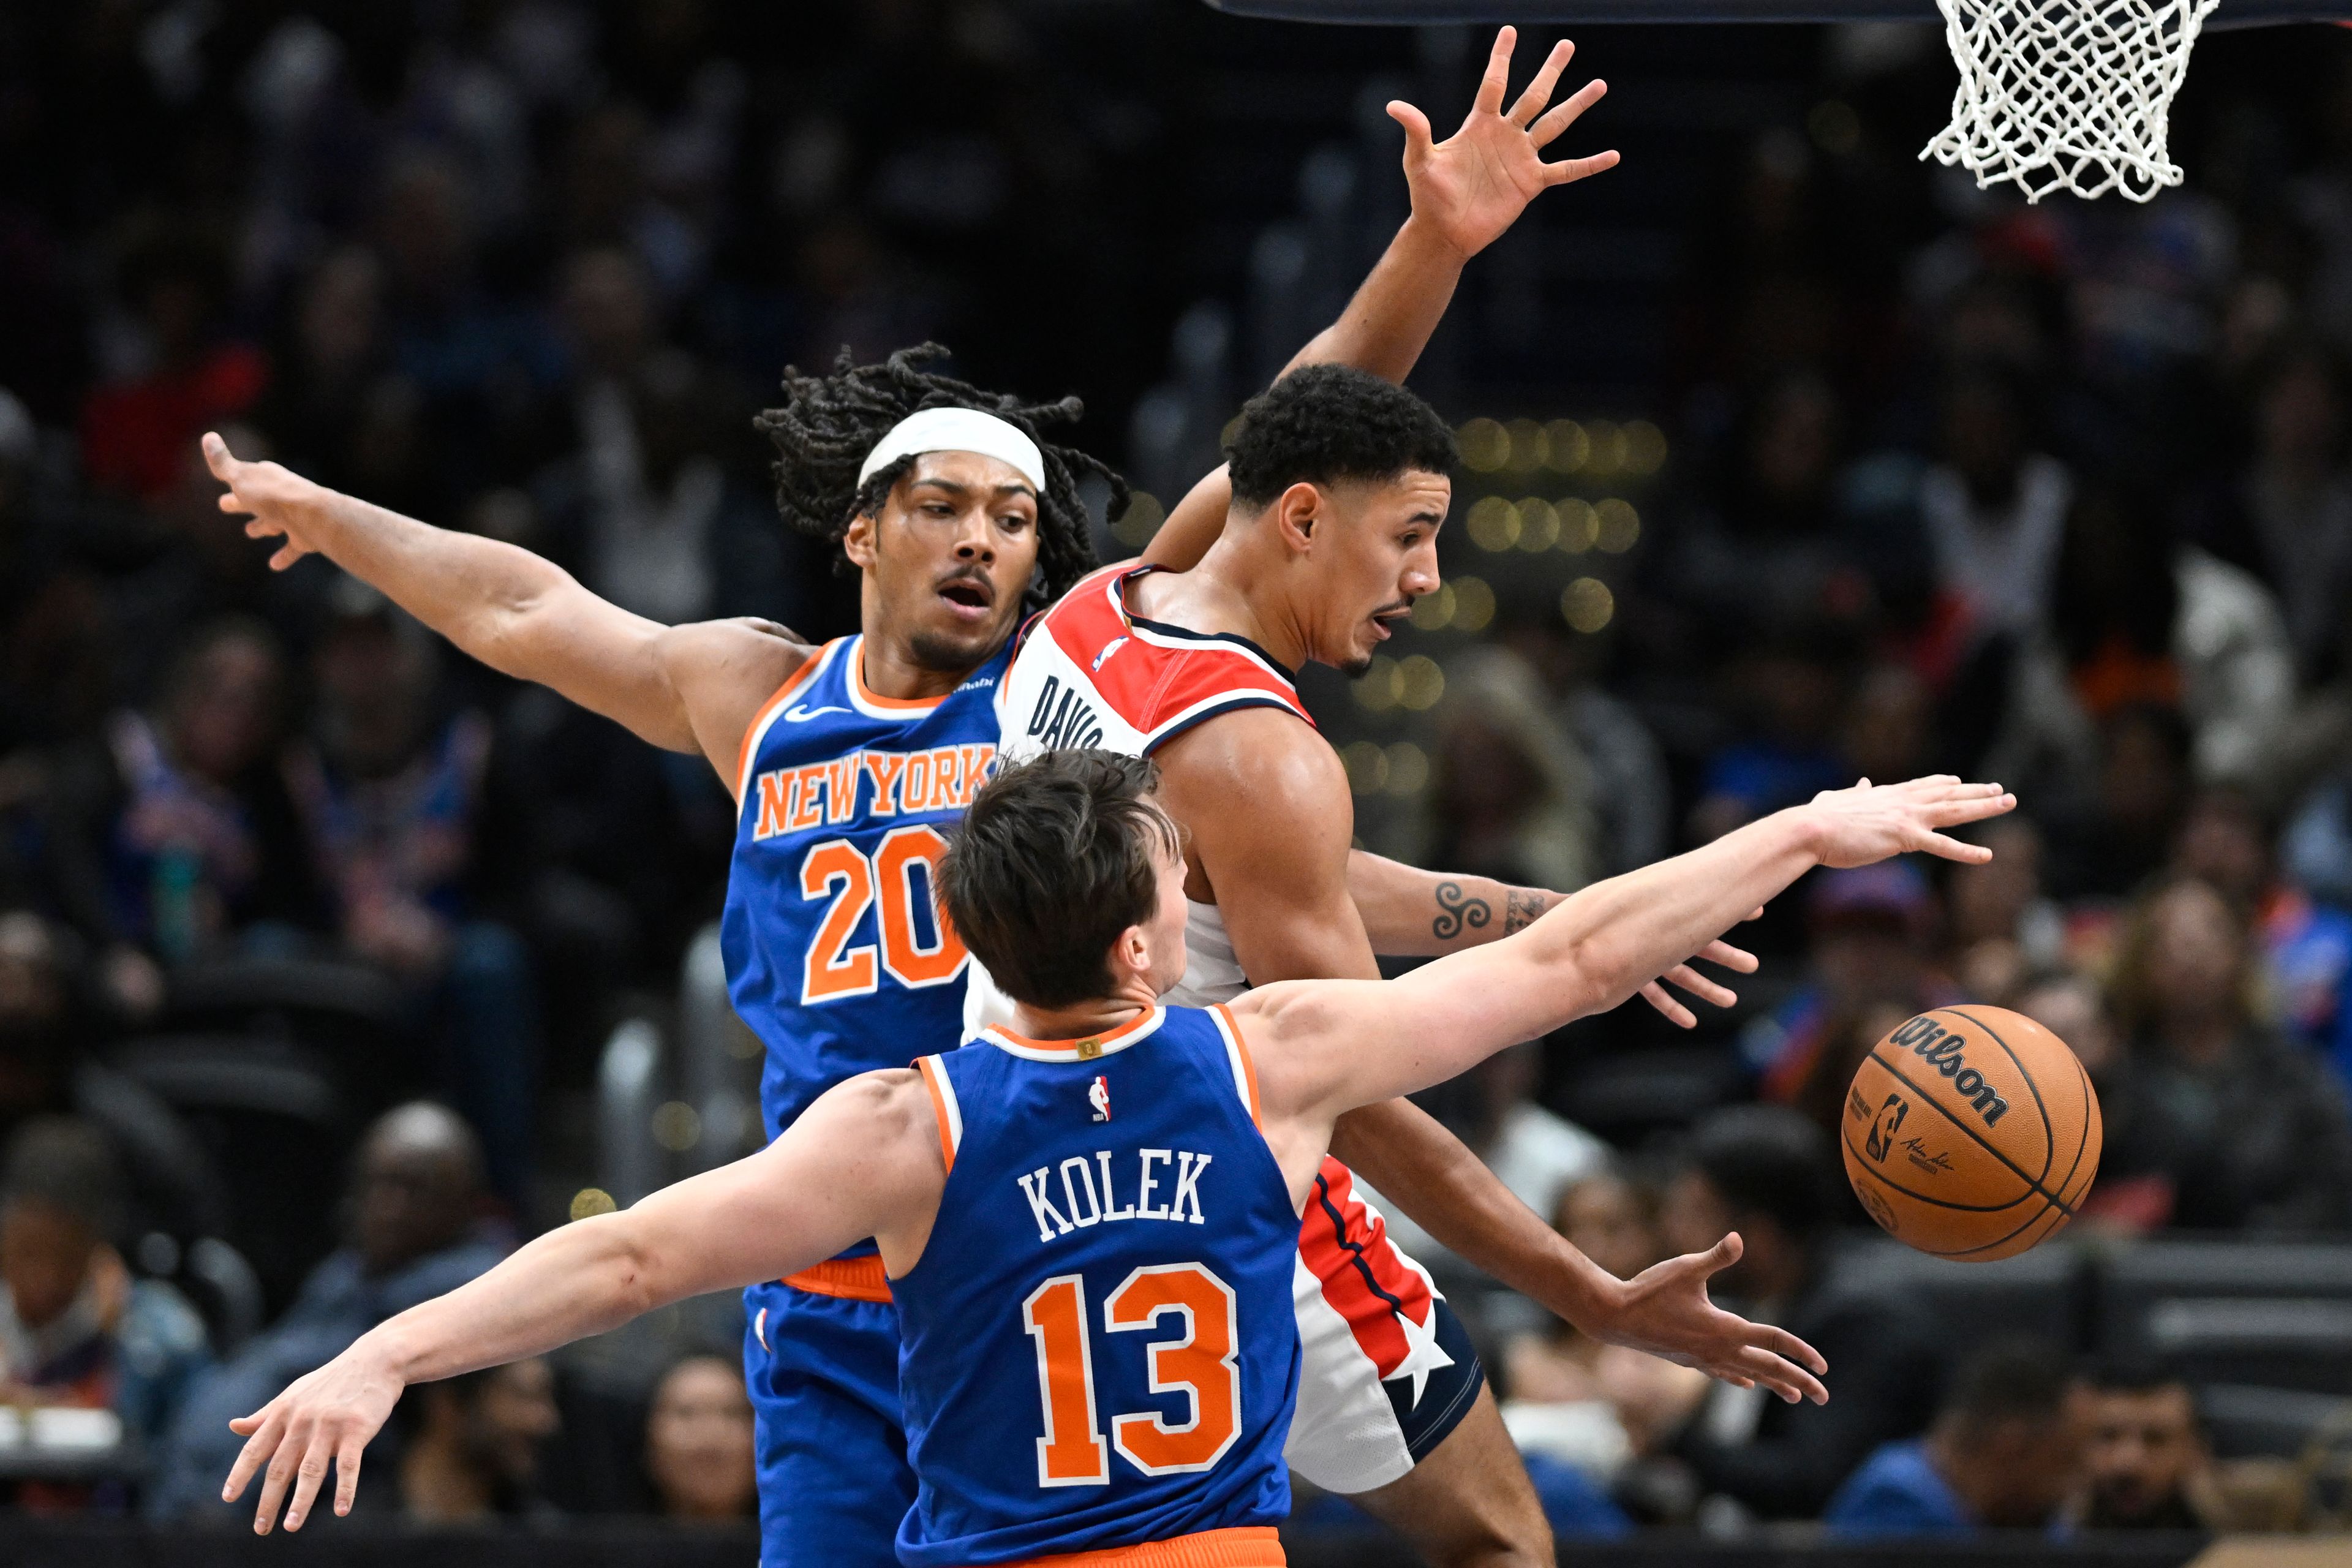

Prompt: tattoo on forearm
xmin=1432 ymin=881 xmax=1493 ymax=941
xmin=1504 ymin=889 xmax=1555 ymax=935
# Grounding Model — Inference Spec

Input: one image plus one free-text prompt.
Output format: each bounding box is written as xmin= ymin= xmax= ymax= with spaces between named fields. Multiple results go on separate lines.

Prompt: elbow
xmin=603 ymin=1219 xmax=673 ymax=1321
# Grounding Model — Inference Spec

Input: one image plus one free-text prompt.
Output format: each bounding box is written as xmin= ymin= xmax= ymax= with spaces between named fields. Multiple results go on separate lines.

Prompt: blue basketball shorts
xmin=742 ymin=1279 xmax=913 ymax=1568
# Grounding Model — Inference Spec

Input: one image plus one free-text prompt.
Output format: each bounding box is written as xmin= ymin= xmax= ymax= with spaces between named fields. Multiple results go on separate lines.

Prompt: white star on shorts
xmin=1382 ymin=1305 xmax=1455 ymax=1411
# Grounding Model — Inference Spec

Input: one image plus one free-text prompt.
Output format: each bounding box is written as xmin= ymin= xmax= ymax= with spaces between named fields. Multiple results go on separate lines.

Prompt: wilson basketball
xmin=1840 ymin=1006 xmax=2102 ymax=1262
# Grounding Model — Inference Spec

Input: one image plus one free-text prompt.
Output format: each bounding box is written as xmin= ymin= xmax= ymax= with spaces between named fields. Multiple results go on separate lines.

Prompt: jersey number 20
xmin=1022 ymin=1263 xmax=1242 ymax=1487
xmin=799 ymin=826 xmax=967 ymax=1002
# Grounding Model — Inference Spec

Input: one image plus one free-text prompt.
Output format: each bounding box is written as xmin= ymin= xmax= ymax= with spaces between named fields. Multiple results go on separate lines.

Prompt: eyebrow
xmin=907 ymin=477 xmax=1038 ymax=502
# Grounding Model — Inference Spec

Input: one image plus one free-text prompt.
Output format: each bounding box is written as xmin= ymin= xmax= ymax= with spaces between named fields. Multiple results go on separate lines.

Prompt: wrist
xmin=1396 ymin=211 xmax=1475 ymax=268
xmin=1534 ymin=1239 xmax=1628 ymax=1333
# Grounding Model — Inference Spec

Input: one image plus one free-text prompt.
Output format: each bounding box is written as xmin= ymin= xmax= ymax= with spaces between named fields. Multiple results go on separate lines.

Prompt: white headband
xmin=857 ymin=407 xmax=1047 ymax=494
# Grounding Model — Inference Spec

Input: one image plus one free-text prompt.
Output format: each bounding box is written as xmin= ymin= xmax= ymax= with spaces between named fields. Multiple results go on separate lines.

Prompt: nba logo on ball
xmin=1865 ymin=1095 xmax=1907 ymax=1163
xmin=1842 ymin=1006 xmax=2104 ymax=1263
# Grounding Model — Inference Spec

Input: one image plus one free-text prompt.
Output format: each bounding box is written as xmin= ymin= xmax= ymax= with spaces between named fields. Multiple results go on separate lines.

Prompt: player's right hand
xmin=203 ymin=430 xmax=326 ymax=572
xmin=1799 ymin=776 xmax=2016 ymax=870
xmin=221 ymin=1344 xmax=405 ymax=1534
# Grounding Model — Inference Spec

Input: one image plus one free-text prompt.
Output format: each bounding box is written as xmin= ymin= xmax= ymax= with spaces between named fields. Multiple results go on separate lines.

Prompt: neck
xmin=857 ymin=627 xmax=988 ymax=702
xmin=1186 ymin=530 xmax=1312 ymax=672
xmin=1006 ymin=978 xmax=1160 ymax=1042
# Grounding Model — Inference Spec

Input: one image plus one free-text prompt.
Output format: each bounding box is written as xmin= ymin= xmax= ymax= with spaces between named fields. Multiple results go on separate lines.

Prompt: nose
xmin=1402 ymin=546 xmax=1441 ymax=599
xmin=951 ymin=508 xmax=997 ymax=562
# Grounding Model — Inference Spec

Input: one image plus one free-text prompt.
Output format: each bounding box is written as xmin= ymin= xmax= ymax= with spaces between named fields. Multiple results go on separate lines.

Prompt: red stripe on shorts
xmin=1295 ymin=1156 xmax=1435 ymax=1379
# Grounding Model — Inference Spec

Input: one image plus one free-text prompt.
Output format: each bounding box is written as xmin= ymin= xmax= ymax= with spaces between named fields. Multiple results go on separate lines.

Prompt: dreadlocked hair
xmin=753 ymin=342 xmax=1122 ymax=609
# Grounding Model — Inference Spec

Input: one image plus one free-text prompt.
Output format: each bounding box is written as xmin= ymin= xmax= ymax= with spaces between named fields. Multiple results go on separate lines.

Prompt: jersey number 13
xmin=1022 ymin=1262 xmax=1243 ymax=1487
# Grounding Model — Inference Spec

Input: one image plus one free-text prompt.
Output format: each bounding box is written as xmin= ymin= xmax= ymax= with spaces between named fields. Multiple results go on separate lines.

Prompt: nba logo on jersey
xmin=1089 ymin=1075 xmax=1110 ymax=1121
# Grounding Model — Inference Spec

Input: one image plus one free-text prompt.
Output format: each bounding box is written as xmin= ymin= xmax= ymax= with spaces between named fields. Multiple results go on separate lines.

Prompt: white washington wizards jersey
xmin=963 ymin=562 xmax=1314 ymax=1037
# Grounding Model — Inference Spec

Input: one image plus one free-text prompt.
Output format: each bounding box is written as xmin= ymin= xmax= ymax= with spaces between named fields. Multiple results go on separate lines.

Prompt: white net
xmin=1923 ymin=0 xmax=2221 ymax=202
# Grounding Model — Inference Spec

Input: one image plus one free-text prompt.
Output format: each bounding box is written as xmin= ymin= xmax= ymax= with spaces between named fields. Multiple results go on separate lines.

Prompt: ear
xmin=1269 ymin=481 xmax=1323 ymax=556
xmin=843 ymin=507 xmax=881 ymax=570
xmin=1110 ymin=924 xmax=1152 ymax=982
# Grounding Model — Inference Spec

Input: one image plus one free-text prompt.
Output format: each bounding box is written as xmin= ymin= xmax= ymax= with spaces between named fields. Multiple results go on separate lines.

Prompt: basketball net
xmin=1923 ymin=0 xmax=2220 ymax=202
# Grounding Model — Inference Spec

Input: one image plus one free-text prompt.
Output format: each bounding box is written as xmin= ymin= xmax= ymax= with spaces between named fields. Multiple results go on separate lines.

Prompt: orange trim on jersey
xmin=987 ymin=1008 xmax=1160 ymax=1058
xmin=733 ymin=643 xmax=832 ymax=801
xmin=782 ymin=1254 xmax=893 ymax=1303
xmin=854 ymin=641 xmax=951 ymax=712
xmin=996 ymin=1526 xmax=1284 ymax=1568
xmin=1212 ymin=1004 xmax=1263 ymax=1128
xmin=916 ymin=1055 xmax=958 ymax=1173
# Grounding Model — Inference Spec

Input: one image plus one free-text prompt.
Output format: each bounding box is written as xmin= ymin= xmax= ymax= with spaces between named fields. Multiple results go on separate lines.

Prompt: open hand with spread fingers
xmin=1387 ymin=26 xmax=1619 ymax=262
xmin=1587 ymin=1232 xmax=1831 ymax=1406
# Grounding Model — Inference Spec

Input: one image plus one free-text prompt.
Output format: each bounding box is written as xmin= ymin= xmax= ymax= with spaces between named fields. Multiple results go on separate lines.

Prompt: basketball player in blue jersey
xmin=220 ymin=750 xmax=2016 ymax=1563
xmin=200 ymin=32 xmax=1680 ymax=1566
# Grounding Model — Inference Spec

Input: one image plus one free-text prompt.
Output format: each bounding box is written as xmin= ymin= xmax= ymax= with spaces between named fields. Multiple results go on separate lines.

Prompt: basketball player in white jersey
xmin=968 ymin=361 xmax=1848 ymax=1564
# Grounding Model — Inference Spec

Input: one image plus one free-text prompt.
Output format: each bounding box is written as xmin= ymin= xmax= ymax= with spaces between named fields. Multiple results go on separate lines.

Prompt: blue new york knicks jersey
xmin=893 ymin=1005 xmax=1300 ymax=1567
xmin=723 ymin=632 xmax=1010 ymax=1191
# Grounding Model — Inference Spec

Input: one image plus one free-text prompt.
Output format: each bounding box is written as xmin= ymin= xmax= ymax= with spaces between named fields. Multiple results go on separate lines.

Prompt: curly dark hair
xmin=753 ymin=343 xmax=1122 ymax=609
xmin=1224 ymin=363 xmax=1458 ymax=508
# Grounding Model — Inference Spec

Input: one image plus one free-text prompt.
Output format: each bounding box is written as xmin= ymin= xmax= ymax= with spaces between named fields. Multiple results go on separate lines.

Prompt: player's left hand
xmin=221 ymin=1346 xmax=406 ymax=1533
xmin=1585 ymin=1233 xmax=1831 ymax=1406
xmin=1635 ymin=937 xmax=1758 ymax=1030
xmin=1387 ymin=26 xmax=1619 ymax=262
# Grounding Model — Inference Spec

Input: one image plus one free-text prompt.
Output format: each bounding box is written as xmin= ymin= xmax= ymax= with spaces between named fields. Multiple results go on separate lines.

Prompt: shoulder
xmin=1825 ymin=1440 xmax=1958 ymax=1528
xmin=1155 ymin=705 xmax=1339 ymax=802
xmin=657 ymin=617 xmax=816 ymax=690
xmin=818 ymin=1066 xmax=944 ymax=1156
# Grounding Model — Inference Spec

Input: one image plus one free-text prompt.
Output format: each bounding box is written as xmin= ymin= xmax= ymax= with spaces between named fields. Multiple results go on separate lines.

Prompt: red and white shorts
xmin=1285 ymin=1158 xmax=1487 ymax=1494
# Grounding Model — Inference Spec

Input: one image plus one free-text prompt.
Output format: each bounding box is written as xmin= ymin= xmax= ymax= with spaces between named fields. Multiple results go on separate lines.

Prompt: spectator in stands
xmin=146 ymin=1102 xmax=506 ymax=1523
xmin=77 ymin=229 xmax=266 ymax=503
xmin=2016 ymin=968 xmax=2212 ymax=1234
xmin=643 ymin=1354 xmax=755 ymax=1523
xmin=1414 ymin=646 xmax=1600 ymax=894
xmin=1645 ymin=1107 xmax=1940 ymax=1522
xmin=0 ymin=914 xmax=80 ymax=1128
xmin=1688 ymin=624 xmax=1853 ymax=843
xmin=284 ymin=591 xmax=540 ymax=1204
xmin=1912 ymin=361 xmax=2074 ymax=647
xmin=1747 ymin=862 xmax=1954 ymax=1134
xmin=2172 ymin=786 xmax=2352 ymax=1090
xmin=0 ymin=1120 xmax=209 ymax=1480
xmin=1824 ymin=1339 xmax=2090 ymax=1536
xmin=2236 ymin=349 xmax=2352 ymax=683
xmin=1991 ymin=482 xmax=2296 ymax=881
xmin=1491 ymin=614 xmax=1671 ymax=879
xmin=2073 ymin=1358 xmax=2216 ymax=1531
xmin=2108 ymin=876 xmax=2352 ymax=1229
xmin=1944 ymin=817 xmax=2066 ymax=1005
xmin=399 ymin=1357 xmax=561 ymax=1523
xmin=91 ymin=618 xmax=320 ymax=963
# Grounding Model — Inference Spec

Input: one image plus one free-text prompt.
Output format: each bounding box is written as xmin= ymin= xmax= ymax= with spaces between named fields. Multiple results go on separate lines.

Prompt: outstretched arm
xmin=1144 ymin=26 xmax=1616 ymax=572
xmin=203 ymin=432 xmax=804 ymax=786
xmin=218 ymin=1072 xmax=943 ymax=1535
xmin=1245 ymin=778 xmax=2015 ymax=1118
xmin=1345 ymin=850 xmax=1753 ymax=1028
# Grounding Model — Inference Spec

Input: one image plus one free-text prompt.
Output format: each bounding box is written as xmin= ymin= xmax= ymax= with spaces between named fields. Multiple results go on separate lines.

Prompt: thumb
xmin=201 ymin=431 xmax=236 ymax=481
xmin=1705 ymin=1232 xmax=1744 ymax=1271
xmin=1387 ymin=100 xmax=1434 ymax=159
xmin=228 ymin=1414 xmax=260 ymax=1434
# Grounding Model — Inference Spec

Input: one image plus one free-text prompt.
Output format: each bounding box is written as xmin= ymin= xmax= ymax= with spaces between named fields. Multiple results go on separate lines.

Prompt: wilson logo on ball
xmin=1887 ymin=1016 xmax=2011 ymax=1125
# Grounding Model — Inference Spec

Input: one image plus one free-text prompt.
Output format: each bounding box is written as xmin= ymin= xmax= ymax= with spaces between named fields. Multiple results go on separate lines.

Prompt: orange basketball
xmin=1840 ymin=1005 xmax=2102 ymax=1262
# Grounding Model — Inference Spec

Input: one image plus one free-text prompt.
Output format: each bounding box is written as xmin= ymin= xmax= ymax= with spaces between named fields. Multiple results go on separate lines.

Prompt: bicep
xmin=1156 ymin=717 xmax=1375 ymax=985
xmin=628 ymin=1074 xmax=939 ymax=1298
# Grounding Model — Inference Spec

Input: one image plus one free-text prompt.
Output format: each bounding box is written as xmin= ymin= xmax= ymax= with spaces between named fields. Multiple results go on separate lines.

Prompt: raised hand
xmin=1637 ymin=937 xmax=1758 ymax=1030
xmin=1588 ymin=1233 xmax=1830 ymax=1405
xmin=221 ymin=1345 xmax=406 ymax=1533
xmin=203 ymin=431 xmax=327 ymax=572
xmin=1385 ymin=26 xmax=1619 ymax=262
xmin=1803 ymin=776 xmax=2018 ymax=870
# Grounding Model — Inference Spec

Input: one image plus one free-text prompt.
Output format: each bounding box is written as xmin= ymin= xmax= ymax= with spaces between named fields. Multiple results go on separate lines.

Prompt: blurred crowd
xmin=0 ymin=0 xmax=2348 ymax=1545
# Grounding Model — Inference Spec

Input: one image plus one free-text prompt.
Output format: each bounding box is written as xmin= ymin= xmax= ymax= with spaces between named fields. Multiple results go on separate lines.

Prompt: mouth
xmin=1369 ymin=603 xmax=1413 ymax=641
xmin=935 ymin=576 xmax=996 ymax=620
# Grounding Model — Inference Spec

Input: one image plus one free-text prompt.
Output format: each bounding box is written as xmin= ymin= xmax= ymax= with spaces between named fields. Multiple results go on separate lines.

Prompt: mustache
xmin=1370 ymin=600 xmax=1412 ymax=620
xmin=933 ymin=567 xmax=997 ymax=601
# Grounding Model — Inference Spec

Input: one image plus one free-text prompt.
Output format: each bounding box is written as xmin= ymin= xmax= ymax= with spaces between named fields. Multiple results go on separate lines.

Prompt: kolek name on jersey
xmin=1017 ymin=1148 xmax=1213 ymax=1244
xmin=750 ymin=742 xmax=998 ymax=841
